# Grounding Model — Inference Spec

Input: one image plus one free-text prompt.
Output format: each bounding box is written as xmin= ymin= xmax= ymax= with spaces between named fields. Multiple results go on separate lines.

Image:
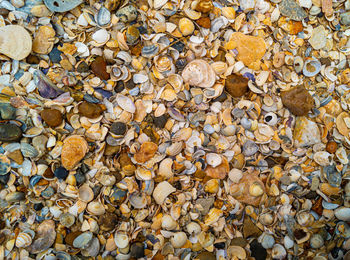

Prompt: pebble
xmin=0 ymin=103 xmax=16 ymax=119
xmin=225 ymin=74 xmax=249 ymax=97
xmin=32 ymin=26 xmax=56 ymax=55
xmin=309 ymin=25 xmax=327 ymax=50
xmin=40 ymin=108 xmax=63 ymax=127
xmin=279 ymin=0 xmax=307 ymax=21
xmin=48 ymin=47 xmax=62 ymax=63
xmin=0 ymin=123 xmax=22 ymax=142
xmin=130 ymin=242 xmax=145 ymax=258
xmin=294 ymin=116 xmax=321 ymax=147
xmin=280 ymin=86 xmax=314 ymax=116
xmin=110 ymin=122 xmax=127 ymax=135
xmin=250 ymin=239 xmax=267 ymax=260
xmin=91 ymin=56 xmax=110 ymax=80
xmin=78 ymin=101 xmax=104 ymax=118
xmin=154 ymin=114 xmax=168 ymax=128
xmin=54 ymin=166 xmax=69 ymax=180
xmin=77 ymin=61 xmax=90 ymax=73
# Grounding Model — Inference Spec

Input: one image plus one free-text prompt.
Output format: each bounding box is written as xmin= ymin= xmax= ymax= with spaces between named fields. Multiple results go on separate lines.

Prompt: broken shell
xmin=87 ymin=201 xmax=105 ymax=216
xmin=206 ymin=153 xmax=222 ymax=167
xmin=153 ymin=181 xmax=176 ymax=204
xmin=303 ymin=59 xmax=321 ymax=77
xmin=271 ymin=244 xmax=287 ymax=259
xmin=162 ymin=214 xmax=177 ymax=230
xmin=158 ymin=158 xmax=174 ymax=179
xmin=0 ymin=25 xmax=32 ymax=60
xmin=249 ymin=182 xmax=265 ymax=197
xmin=181 ymin=59 xmax=216 ymax=88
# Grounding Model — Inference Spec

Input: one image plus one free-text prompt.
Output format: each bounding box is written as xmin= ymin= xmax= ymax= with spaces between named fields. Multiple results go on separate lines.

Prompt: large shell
xmin=28 ymin=220 xmax=56 ymax=254
xmin=181 ymin=59 xmax=216 ymax=88
xmin=0 ymin=25 xmax=32 ymax=60
xmin=153 ymin=181 xmax=176 ymax=204
xmin=61 ymin=135 xmax=89 ymax=170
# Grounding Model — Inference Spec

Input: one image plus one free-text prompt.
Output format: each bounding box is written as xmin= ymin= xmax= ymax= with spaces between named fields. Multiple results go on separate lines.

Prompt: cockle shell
xmin=16 ymin=232 xmax=32 ymax=248
xmin=170 ymin=232 xmax=187 ymax=248
xmin=61 ymin=135 xmax=89 ymax=170
xmin=181 ymin=59 xmax=216 ymax=88
xmin=0 ymin=25 xmax=32 ymax=60
xmin=153 ymin=181 xmax=176 ymax=204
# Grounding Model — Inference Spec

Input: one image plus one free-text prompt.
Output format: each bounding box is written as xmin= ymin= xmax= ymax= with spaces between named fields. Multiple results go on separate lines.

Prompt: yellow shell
xmin=178 ymin=18 xmax=195 ymax=36
xmin=222 ymin=7 xmax=236 ymax=20
xmin=16 ymin=232 xmax=32 ymax=248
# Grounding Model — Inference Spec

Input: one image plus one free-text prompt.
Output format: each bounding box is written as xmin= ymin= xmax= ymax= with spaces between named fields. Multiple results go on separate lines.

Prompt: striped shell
xmin=16 ymin=232 xmax=32 ymax=248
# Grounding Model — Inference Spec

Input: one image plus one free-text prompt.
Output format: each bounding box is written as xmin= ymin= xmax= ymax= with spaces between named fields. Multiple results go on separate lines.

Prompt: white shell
xmin=87 ymin=201 xmax=105 ymax=216
xmin=206 ymin=153 xmax=222 ymax=167
xmin=170 ymin=232 xmax=187 ymax=248
xmin=153 ymin=181 xmax=176 ymax=204
xmin=158 ymin=158 xmax=174 ymax=179
xmin=92 ymin=29 xmax=110 ymax=44
xmin=335 ymin=207 xmax=350 ymax=221
xmin=114 ymin=231 xmax=129 ymax=249
xmin=116 ymin=94 xmax=136 ymax=113
xmin=162 ymin=214 xmax=177 ymax=230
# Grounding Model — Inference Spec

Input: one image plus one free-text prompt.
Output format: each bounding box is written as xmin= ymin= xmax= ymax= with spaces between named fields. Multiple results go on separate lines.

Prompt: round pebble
xmin=110 ymin=121 xmax=127 ymax=135
xmin=40 ymin=108 xmax=63 ymax=127
xmin=54 ymin=166 xmax=69 ymax=180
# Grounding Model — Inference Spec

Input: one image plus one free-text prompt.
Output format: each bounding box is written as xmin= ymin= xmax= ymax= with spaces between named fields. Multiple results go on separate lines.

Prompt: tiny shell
xmin=153 ymin=181 xmax=176 ymax=204
xmin=303 ymin=59 xmax=321 ymax=77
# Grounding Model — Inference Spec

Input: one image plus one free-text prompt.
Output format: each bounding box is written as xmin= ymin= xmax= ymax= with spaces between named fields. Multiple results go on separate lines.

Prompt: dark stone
xmin=124 ymin=80 xmax=135 ymax=89
xmin=0 ymin=103 xmax=16 ymax=120
xmin=75 ymin=170 xmax=86 ymax=186
xmin=26 ymin=54 xmax=40 ymax=64
xmin=91 ymin=56 xmax=110 ymax=80
xmin=78 ymin=101 xmax=104 ymax=118
xmin=115 ymin=81 xmax=125 ymax=93
xmin=34 ymin=203 xmax=44 ymax=211
xmin=250 ymin=239 xmax=267 ymax=260
xmin=98 ymin=213 xmax=118 ymax=231
xmin=225 ymin=74 xmax=249 ymax=97
xmin=130 ymin=242 xmax=144 ymax=258
xmin=172 ymin=41 xmax=185 ymax=52
xmin=280 ymin=86 xmax=314 ymax=116
xmin=212 ymin=91 xmax=227 ymax=102
xmin=110 ymin=122 xmax=127 ymax=135
xmin=214 ymin=241 xmax=226 ymax=249
xmin=77 ymin=61 xmax=90 ymax=73
xmin=197 ymin=252 xmax=216 ymax=260
xmin=54 ymin=167 xmax=69 ymax=180
xmin=49 ymin=47 xmax=62 ymax=63
xmin=0 ymin=173 xmax=10 ymax=185
xmin=153 ymin=114 xmax=168 ymax=128
xmin=40 ymin=108 xmax=63 ymax=127
xmin=0 ymin=123 xmax=22 ymax=142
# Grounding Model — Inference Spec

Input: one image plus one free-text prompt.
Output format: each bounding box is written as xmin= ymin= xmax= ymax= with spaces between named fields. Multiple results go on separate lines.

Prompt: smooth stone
xmin=43 ymin=0 xmax=83 ymax=12
xmin=196 ymin=197 xmax=215 ymax=215
xmin=115 ymin=81 xmax=125 ymax=93
xmin=230 ymin=237 xmax=248 ymax=247
xmin=0 ymin=103 xmax=15 ymax=119
xmin=280 ymin=86 xmax=314 ymax=116
xmin=54 ymin=166 xmax=69 ymax=180
xmin=98 ymin=213 xmax=118 ymax=231
xmin=0 ymin=123 xmax=22 ymax=142
xmin=110 ymin=122 xmax=127 ymax=135
xmin=250 ymin=239 xmax=267 ymax=260
xmin=26 ymin=54 xmax=40 ymax=64
xmin=294 ymin=116 xmax=321 ymax=147
xmin=279 ymin=0 xmax=307 ymax=21
xmin=40 ymin=108 xmax=63 ymax=127
xmin=309 ymin=25 xmax=327 ymax=50
xmin=116 ymin=5 xmax=138 ymax=23
xmin=335 ymin=207 xmax=350 ymax=221
xmin=78 ymin=101 xmax=103 ymax=118
xmin=91 ymin=56 xmax=110 ymax=80
xmin=130 ymin=242 xmax=145 ymax=258
xmin=154 ymin=114 xmax=168 ymax=128
xmin=7 ymin=149 xmax=23 ymax=164
xmin=229 ymin=32 xmax=266 ymax=66
xmin=243 ymin=217 xmax=262 ymax=238
xmin=225 ymin=74 xmax=249 ymax=97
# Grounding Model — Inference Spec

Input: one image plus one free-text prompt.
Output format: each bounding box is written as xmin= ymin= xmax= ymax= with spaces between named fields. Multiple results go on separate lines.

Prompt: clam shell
xmin=73 ymin=232 xmax=93 ymax=249
xmin=181 ymin=59 xmax=216 ymax=88
xmin=170 ymin=232 xmax=187 ymax=248
xmin=87 ymin=201 xmax=105 ymax=216
xmin=158 ymin=158 xmax=174 ymax=179
xmin=28 ymin=220 xmax=56 ymax=254
xmin=335 ymin=207 xmax=350 ymax=221
xmin=114 ymin=231 xmax=129 ymax=249
xmin=16 ymin=232 xmax=32 ymax=248
xmin=206 ymin=153 xmax=222 ymax=167
xmin=116 ymin=94 xmax=136 ymax=113
xmin=153 ymin=181 xmax=176 ymax=204
xmin=0 ymin=25 xmax=32 ymax=60
xmin=43 ymin=0 xmax=83 ymax=12
xmin=78 ymin=184 xmax=94 ymax=202
xmin=61 ymin=135 xmax=89 ymax=170
xmin=129 ymin=192 xmax=147 ymax=209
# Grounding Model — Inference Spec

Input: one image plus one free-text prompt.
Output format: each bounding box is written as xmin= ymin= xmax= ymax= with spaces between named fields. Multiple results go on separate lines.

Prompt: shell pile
xmin=0 ymin=0 xmax=349 ymax=259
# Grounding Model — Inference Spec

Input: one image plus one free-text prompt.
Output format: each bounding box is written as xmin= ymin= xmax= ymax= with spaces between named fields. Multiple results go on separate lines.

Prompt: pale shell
xmin=206 ymin=153 xmax=222 ymax=167
xmin=153 ymin=181 xmax=176 ymax=204
xmin=114 ymin=231 xmax=129 ymax=249
xmin=181 ymin=59 xmax=216 ymax=88
xmin=170 ymin=232 xmax=187 ymax=248
xmin=87 ymin=201 xmax=105 ymax=216
xmin=116 ymin=94 xmax=136 ymax=113
xmin=16 ymin=232 xmax=32 ymax=248
xmin=0 ymin=25 xmax=32 ymax=60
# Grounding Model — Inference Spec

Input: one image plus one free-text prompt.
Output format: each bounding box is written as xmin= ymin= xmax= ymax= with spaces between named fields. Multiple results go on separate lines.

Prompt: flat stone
xmin=0 ymin=103 xmax=16 ymax=120
xmin=281 ymin=86 xmax=314 ymax=116
xmin=225 ymin=74 xmax=249 ymax=97
xmin=309 ymin=25 xmax=327 ymax=50
xmin=243 ymin=216 xmax=262 ymax=238
xmin=294 ymin=116 xmax=321 ymax=147
xmin=228 ymin=32 xmax=266 ymax=66
xmin=7 ymin=150 xmax=23 ymax=164
xmin=40 ymin=108 xmax=63 ymax=127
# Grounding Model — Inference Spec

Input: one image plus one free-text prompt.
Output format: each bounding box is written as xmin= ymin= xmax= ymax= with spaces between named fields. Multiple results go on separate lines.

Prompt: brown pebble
xmin=280 ymin=86 xmax=314 ymax=116
xmin=243 ymin=216 xmax=262 ymax=238
xmin=196 ymin=16 xmax=211 ymax=29
xmin=26 ymin=54 xmax=40 ymax=64
xmin=78 ymin=101 xmax=103 ymax=118
xmin=91 ymin=56 xmax=110 ymax=80
xmin=326 ymin=141 xmax=337 ymax=153
xmin=7 ymin=150 xmax=24 ymax=165
xmin=225 ymin=74 xmax=249 ymax=98
xmin=40 ymin=108 xmax=63 ymax=127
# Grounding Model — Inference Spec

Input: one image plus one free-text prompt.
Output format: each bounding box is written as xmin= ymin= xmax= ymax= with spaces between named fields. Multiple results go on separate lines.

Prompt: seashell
xmin=186 ymin=222 xmax=201 ymax=235
xmin=153 ymin=181 xmax=176 ymax=204
xmin=87 ymin=201 xmax=105 ymax=216
xmin=182 ymin=59 xmax=216 ymax=88
xmin=206 ymin=153 xmax=222 ymax=167
xmin=211 ymin=61 xmax=228 ymax=75
xmin=178 ymin=18 xmax=195 ymax=36
xmin=198 ymin=231 xmax=215 ymax=248
xmin=0 ymin=25 xmax=32 ymax=60
xmin=335 ymin=207 xmax=350 ymax=221
xmin=170 ymin=232 xmax=187 ymax=248
xmin=33 ymin=70 xmax=64 ymax=99
xmin=204 ymin=179 xmax=220 ymax=194
xmin=154 ymin=0 xmax=167 ymax=9
xmin=227 ymin=246 xmax=246 ymax=259
xmin=73 ymin=232 xmax=93 ymax=249
xmin=96 ymin=7 xmax=111 ymax=27
xmin=0 ymin=154 xmax=11 ymax=175
xmin=129 ymin=192 xmax=147 ymax=209
xmin=114 ymin=231 xmax=129 ymax=249
xmin=28 ymin=220 xmax=56 ymax=254
xmin=141 ymin=45 xmax=159 ymax=58
xmin=271 ymin=244 xmax=287 ymax=259
xmin=78 ymin=184 xmax=94 ymax=202
xmin=259 ymin=233 xmax=275 ymax=249
xmin=296 ymin=211 xmax=314 ymax=226
xmin=59 ymin=213 xmax=75 ymax=228
xmin=116 ymin=94 xmax=136 ymax=113
xmin=20 ymin=143 xmax=39 ymax=158
xmin=310 ymin=234 xmax=324 ymax=249
xmin=92 ymin=29 xmax=110 ymax=45
xmin=293 ymin=56 xmax=304 ymax=73
xmin=211 ymin=17 xmax=228 ymax=33
xmin=81 ymin=237 xmax=100 ymax=257
xmin=284 ymin=236 xmax=294 ymax=249
xmin=162 ymin=214 xmax=177 ymax=230
xmin=184 ymin=8 xmax=201 ymax=20
xmin=43 ymin=0 xmax=83 ymax=12
xmin=222 ymin=7 xmax=236 ymax=20
xmin=313 ymin=151 xmax=331 ymax=166
xmin=16 ymin=232 xmax=32 ymax=248
xmin=259 ymin=212 xmax=274 ymax=226
xmin=204 ymin=208 xmax=222 ymax=225
xmin=303 ymin=59 xmax=321 ymax=77
xmin=61 ymin=135 xmax=89 ymax=170
xmin=158 ymin=158 xmax=174 ymax=179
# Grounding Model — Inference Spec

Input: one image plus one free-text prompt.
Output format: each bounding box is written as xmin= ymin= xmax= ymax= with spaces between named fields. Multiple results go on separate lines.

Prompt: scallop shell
xmin=181 ymin=59 xmax=216 ymax=88
xmin=0 ymin=25 xmax=32 ymax=60
xmin=61 ymin=135 xmax=89 ymax=170
xmin=153 ymin=181 xmax=176 ymax=204
xmin=16 ymin=232 xmax=32 ymax=248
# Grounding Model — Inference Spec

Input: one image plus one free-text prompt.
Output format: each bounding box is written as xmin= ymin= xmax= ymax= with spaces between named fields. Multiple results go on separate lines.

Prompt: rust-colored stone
xmin=281 ymin=86 xmax=314 ymax=116
xmin=225 ymin=74 xmax=249 ymax=97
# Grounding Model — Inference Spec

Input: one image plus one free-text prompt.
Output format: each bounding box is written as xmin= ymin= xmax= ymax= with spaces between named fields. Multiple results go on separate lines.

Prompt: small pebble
xmin=0 ymin=123 xmax=22 ymax=142
xmin=280 ymin=86 xmax=314 ymax=116
xmin=225 ymin=74 xmax=249 ymax=97
xmin=110 ymin=122 xmax=127 ymax=135
xmin=91 ymin=56 xmax=110 ymax=80
xmin=78 ymin=101 xmax=103 ymax=118
xmin=154 ymin=114 xmax=168 ymax=128
xmin=54 ymin=166 xmax=69 ymax=180
xmin=40 ymin=108 xmax=63 ymax=127
xmin=130 ymin=242 xmax=144 ymax=258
